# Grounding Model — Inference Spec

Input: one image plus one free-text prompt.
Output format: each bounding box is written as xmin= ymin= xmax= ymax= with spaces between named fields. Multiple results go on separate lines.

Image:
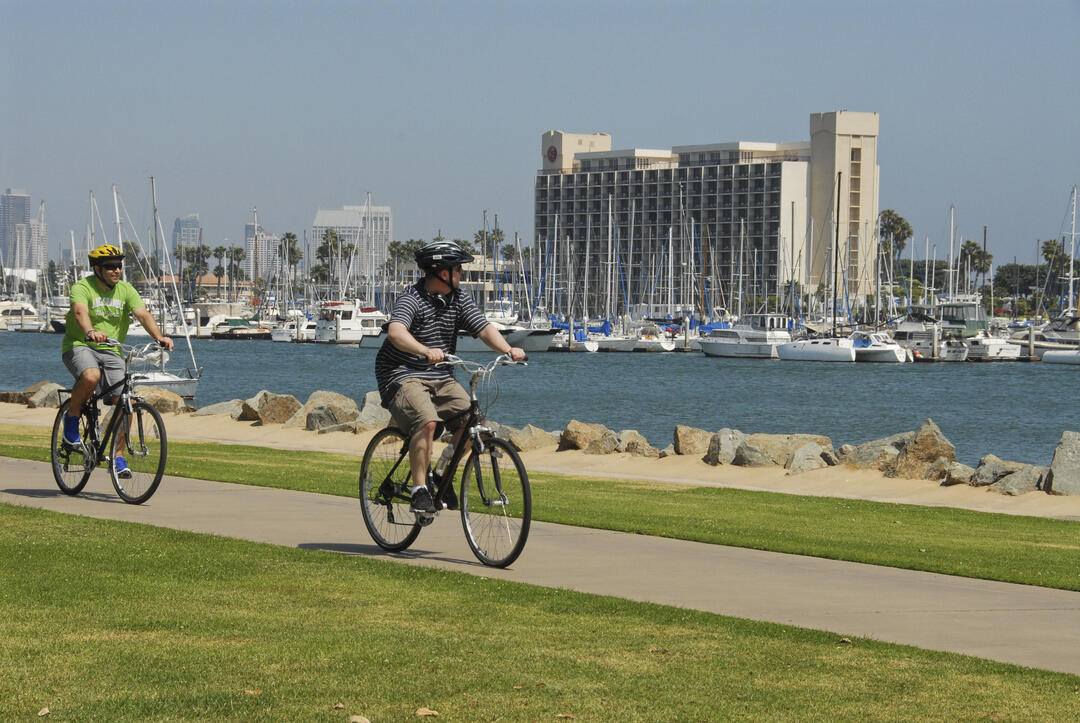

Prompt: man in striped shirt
xmin=375 ymin=239 xmax=525 ymax=513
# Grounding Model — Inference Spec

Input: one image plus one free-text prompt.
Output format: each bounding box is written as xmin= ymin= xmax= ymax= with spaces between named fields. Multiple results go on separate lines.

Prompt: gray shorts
xmin=63 ymin=346 xmax=125 ymax=399
xmin=388 ymin=377 xmax=471 ymax=440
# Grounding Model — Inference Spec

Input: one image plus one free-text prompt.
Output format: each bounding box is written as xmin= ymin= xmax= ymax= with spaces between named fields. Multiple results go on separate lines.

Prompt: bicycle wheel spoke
xmin=110 ymin=402 xmax=166 ymax=504
xmin=50 ymin=400 xmax=94 ymax=495
xmin=360 ymin=428 xmax=421 ymax=551
xmin=461 ymin=438 xmax=531 ymax=567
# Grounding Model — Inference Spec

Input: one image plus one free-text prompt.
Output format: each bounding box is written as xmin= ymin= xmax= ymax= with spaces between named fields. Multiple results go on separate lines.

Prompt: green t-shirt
xmin=62 ymin=276 xmax=145 ymax=354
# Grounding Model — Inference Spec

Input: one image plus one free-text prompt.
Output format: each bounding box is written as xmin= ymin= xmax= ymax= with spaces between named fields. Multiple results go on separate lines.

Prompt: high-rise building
xmin=311 ymin=200 xmax=393 ymax=299
xmin=533 ymin=111 xmax=880 ymax=316
xmin=172 ymin=214 xmax=202 ymax=260
xmin=244 ymin=221 xmax=281 ymax=282
xmin=1 ymin=188 xmax=33 ymax=269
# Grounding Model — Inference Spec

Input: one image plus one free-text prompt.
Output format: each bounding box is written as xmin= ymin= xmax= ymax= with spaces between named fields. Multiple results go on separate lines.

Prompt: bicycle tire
xmin=50 ymin=399 xmax=95 ymax=495
xmin=359 ymin=427 xmax=422 ymax=551
xmin=109 ymin=401 xmax=167 ymax=504
xmin=460 ymin=437 xmax=531 ymax=567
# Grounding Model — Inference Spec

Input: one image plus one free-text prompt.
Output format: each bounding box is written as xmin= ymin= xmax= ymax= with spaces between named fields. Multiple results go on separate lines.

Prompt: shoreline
xmin=3 ymin=402 xmax=1079 ymax=522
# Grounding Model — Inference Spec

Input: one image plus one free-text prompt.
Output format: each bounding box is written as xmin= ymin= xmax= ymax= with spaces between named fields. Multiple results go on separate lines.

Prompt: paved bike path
xmin=3 ymin=456 xmax=1080 ymax=676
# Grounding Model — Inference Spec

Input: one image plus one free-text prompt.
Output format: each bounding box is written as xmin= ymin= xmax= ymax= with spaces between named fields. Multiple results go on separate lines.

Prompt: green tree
xmin=878 ymin=209 xmax=913 ymax=279
xmin=213 ymin=246 xmax=228 ymax=298
xmin=281 ymin=232 xmax=302 ymax=295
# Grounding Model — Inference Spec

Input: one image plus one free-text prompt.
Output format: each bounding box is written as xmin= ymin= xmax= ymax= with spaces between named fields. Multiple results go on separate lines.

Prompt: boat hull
xmin=777 ymin=338 xmax=856 ymax=362
xmin=1041 ymin=350 xmax=1080 ymax=365
xmin=699 ymin=340 xmax=779 ymax=359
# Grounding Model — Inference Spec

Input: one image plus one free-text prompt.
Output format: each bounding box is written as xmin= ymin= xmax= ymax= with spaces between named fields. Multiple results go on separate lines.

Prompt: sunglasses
xmin=101 ymin=262 xmax=123 ymax=270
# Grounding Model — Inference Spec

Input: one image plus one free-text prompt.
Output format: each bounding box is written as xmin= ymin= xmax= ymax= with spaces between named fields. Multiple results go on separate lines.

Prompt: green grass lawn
xmin=1 ymin=504 xmax=1077 ymax=721
xmin=4 ymin=422 xmax=1080 ymax=592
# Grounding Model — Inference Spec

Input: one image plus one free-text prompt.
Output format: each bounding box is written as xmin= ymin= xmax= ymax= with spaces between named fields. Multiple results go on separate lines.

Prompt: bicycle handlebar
xmin=437 ymin=353 xmax=528 ymax=372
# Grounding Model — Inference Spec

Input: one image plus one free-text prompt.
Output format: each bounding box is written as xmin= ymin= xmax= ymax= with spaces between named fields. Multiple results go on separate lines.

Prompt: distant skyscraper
xmin=172 ymin=214 xmax=201 ymax=258
xmin=244 ymin=221 xmax=281 ymax=281
xmin=1 ymin=188 xmax=32 ymax=269
xmin=311 ymin=200 xmax=393 ymax=298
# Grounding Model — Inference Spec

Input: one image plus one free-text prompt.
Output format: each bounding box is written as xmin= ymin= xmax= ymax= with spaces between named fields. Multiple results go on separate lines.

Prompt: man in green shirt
xmin=61 ymin=244 xmax=174 ymax=478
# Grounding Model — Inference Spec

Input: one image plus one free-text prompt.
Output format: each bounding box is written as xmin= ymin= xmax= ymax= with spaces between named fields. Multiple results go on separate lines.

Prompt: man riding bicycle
xmin=61 ymin=244 xmax=175 ymax=478
xmin=374 ymin=239 xmax=525 ymax=513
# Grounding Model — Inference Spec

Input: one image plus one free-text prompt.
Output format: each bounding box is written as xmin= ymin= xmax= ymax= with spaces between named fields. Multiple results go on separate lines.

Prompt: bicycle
xmin=49 ymin=339 xmax=169 ymax=505
xmin=359 ymin=354 xmax=531 ymax=568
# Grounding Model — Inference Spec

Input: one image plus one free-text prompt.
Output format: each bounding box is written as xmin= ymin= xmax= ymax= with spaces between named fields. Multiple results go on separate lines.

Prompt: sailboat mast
xmin=1069 ymin=185 xmax=1078 ymax=313
xmin=832 ymin=172 xmax=841 ymax=338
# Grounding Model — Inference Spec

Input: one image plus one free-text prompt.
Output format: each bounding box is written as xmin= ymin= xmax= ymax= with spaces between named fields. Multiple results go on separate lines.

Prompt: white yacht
xmin=1041 ymin=348 xmax=1080 ymax=365
xmin=849 ymin=330 xmax=911 ymax=363
xmin=0 ymin=299 xmax=42 ymax=331
xmin=965 ymin=331 xmax=1021 ymax=361
xmin=776 ymin=336 xmax=856 ymax=362
xmin=313 ymin=300 xmax=387 ymax=344
xmin=698 ymin=313 xmax=792 ymax=359
xmin=271 ymin=318 xmax=318 ymax=342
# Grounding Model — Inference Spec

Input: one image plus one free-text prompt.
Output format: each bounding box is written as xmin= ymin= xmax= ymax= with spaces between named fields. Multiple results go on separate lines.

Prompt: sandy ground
xmin=4 ymin=401 xmax=1079 ymax=521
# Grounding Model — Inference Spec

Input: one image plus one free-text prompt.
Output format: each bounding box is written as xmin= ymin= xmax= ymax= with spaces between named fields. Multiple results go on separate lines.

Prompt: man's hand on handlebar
xmin=423 ymin=346 xmax=446 ymax=364
xmin=157 ymin=336 xmax=175 ymax=352
xmin=507 ymin=347 xmax=526 ymax=363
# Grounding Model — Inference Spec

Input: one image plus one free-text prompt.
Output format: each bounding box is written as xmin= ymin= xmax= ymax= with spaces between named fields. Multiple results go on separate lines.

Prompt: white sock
xmin=412 ymin=485 xmax=427 ymax=494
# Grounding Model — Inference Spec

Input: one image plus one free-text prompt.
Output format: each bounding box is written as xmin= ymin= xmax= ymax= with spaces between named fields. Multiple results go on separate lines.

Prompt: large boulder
xmin=703 ymin=428 xmax=746 ymax=466
xmin=886 ymin=419 xmax=955 ymax=480
xmin=673 ymin=425 xmax=712 ymax=456
xmin=786 ymin=442 xmax=830 ymax=475
xmin=26 ymin=381 xmax=64 ymax=409
xmin=616 ymin=429 xmax=659 ymax=458
xmin=195 ymin=399 xmax=245 ymax=419
xmin=135 ymin=386 xmax=186 ymax=414
xmin=508 ymin=424 xmax=561 ymax=452
xmin=240 ymin=390 xmax=302 ymax=426
xmin=0 ymin=389 xmax=31 ymax=404
xmin=734 ymin=433 xmax=835 ymax=468
xmin=1047 ymin=431 xmax=1080 ymax=496
xmin=285 ymin=390 xmax=360 ymax=432
xmin=559 ymin=420 xmax=614 ymax=451
xmin=989 ymin=466 xmax=1049 ymax=496
xmin=942 ymin=462 xmax=975 ymax=486
xmin=840 ymin=432 xmax=914 ymax=471
xmin=970 ymin=454 xmax=1027 ymax=487
xmin=355 ymin=390 xmax=392 ymax=430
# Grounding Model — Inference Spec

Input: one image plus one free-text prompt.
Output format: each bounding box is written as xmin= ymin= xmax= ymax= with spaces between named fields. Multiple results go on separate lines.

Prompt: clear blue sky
xmin=2 ymin=0 xmax=1078 ymax=267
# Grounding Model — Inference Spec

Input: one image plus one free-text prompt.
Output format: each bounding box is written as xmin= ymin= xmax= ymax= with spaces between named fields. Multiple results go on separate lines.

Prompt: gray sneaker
xmin=410 ymin=486 xmax=436 ymax=513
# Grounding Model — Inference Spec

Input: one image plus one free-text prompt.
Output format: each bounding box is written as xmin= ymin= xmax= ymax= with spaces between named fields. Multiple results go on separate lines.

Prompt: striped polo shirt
xmin=374 ymin=282 xmax=489 ymax=405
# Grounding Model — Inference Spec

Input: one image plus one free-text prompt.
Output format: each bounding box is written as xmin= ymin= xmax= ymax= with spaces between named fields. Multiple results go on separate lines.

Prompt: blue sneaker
xmin=114 ymin=456 xmax=133 ymax=480
xmin=63 ymin=414 xmax=82 ymax=446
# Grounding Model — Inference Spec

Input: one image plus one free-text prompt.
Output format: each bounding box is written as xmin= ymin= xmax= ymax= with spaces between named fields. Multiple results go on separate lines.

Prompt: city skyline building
xmin=244 ymin=221 xmax=281 ymax=282
xmin=533 ymin=111 xmax=880 ymax=318
xmin=311 ymin=198 xmax=393 ymax=301
xmin=172 ymin=213 xmax=202 ymax=260
xmin=1 ymin=188 xmax=39 ymax=270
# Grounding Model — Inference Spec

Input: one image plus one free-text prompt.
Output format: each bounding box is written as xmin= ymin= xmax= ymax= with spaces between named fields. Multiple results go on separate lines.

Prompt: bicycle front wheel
xmin=460 ymin=437 xmax=531 ymax=567
xmin=50 ymin=399 xmax=94 ymax=495
xmin=110 ymin=401 xmax=167 ymax=504
xmin=360 ymin=428 xmax=421 ymax=551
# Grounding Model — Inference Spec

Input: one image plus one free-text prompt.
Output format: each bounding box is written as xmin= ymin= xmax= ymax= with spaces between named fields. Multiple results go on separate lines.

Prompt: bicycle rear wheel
xmin=360 ymin=428 xmax=421 ymax=551
xmin=460 ymin=437 xmax=531 ymax=567
xmin=50 ymin=399 xmax=94 ymax=495
xmin=110 ymin=401 xmax=167 ymax=504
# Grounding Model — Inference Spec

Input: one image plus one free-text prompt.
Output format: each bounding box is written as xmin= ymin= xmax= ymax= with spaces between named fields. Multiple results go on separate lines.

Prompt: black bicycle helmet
xmin=414 ymin=239 xmax=473 ymax=273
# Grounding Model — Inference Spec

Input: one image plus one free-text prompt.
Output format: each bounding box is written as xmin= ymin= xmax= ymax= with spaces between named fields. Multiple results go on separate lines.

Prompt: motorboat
xmin=698 ymin=313 xmax=792 ymax=359
xmin=271 ymin=318 xmax=318 ymax=342
xmin=776 ymin=336 xmax=856 ymax=362
xmin=849 ymin=330 xmax=911 ymax=363
xmin=1041 ymin=349 xmax=1080 ymax=365
xmin=313 ymin=299 xmax=387 ymax=344
xmin=893 ymin=307 xmax=968 ymax=361
xmin=0 ymin=299 xmax=41 ymax=331
xmin=632 ymin=323 xmax=676 ymax=352
xmin=965 ymin=331 xmax=1021 ymax=361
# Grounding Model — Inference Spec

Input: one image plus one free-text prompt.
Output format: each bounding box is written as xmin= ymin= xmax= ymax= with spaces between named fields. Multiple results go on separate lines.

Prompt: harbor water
xmin=2 ymin=331 xmax=1076 ymax=468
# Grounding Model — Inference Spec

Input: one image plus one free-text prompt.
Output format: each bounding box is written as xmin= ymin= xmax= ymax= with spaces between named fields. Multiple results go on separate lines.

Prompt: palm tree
xmin=281 ymin=232 xmax=302 ymax=297
xmin=228 ymin=246 xmax=246 ymax=302
xmin=213 ymin=246 xmax=227 ymax=298
xmin=878 ymin=209 xmax=913 ymax=280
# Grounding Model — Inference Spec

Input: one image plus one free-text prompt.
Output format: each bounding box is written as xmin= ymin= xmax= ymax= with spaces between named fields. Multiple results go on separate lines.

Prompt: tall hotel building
xmin=533 ymin=111 xmax=879 ymax=314
xmin=244 ymin=221 xmax=281 ymax=282
xmin=311 ymin=201 xmax=393 ymax=291
xmin=172 ymin=214 xmax=202 ymax=258
xmin=1 ymin=188 xmax=47 ymax=270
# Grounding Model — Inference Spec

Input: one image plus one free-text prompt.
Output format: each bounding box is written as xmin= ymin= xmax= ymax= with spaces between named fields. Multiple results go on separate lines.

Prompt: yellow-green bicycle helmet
xmin=88 ymin=244 xmax=124 ymax=264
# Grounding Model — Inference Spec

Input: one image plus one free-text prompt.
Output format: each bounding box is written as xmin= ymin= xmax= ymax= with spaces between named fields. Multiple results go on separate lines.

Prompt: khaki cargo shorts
xmin=388 ymin=377 xmax=470 ymax=440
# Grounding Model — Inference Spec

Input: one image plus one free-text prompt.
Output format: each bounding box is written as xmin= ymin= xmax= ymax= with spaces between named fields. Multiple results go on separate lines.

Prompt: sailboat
xmin=777 ymin=172 xmax=856 ymax=362
xmin=125 ymin=178 xmax=201 ymax=399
